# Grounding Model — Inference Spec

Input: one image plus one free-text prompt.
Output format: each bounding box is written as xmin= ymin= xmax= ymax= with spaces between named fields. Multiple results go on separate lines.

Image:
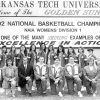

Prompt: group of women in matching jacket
xmin=0 ymin=42 xmax=100 ymax=98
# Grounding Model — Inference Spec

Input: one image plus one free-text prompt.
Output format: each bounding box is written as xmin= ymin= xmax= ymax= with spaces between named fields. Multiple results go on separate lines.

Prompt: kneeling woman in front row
xmin=83 ymin=57 xmax=100 ymax=97
xmin=49 ymin=57 xmax=64 ymax=97
xmin=2 ymin=58 xmax=18 ymax=97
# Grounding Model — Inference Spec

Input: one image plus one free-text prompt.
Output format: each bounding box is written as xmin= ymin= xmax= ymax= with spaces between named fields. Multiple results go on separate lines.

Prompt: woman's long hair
xmin=67 ymin=46 xmax=76 ymax=58
xmin=20 ymin=44 xmax=27 ymax=56
xmin=47 ymin=45 xmax=54 ymax=56
xmin=6 ymin=58 xmax=13 ymax=66
xmin=29 ymin=44 xmax=37 ymax=53
xmin=78 ymin=47 xmax=84 ymax=53
xmin=39 ymin=42 xmax=46 ymax=53
xmin=57 ymin=45 xmax=65 ymax=56
xmin=9 ymin=45 xmax=16 ymax=54
xmin=2 ymin=45 xmax=7 ymax=54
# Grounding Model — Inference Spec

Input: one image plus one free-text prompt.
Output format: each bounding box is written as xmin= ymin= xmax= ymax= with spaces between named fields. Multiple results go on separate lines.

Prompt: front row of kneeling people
xmin=2 ymin=56 xmax=100 ymax=97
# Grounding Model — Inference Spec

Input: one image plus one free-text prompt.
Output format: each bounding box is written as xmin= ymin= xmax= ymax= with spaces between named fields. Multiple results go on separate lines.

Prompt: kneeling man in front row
xmin=34 ymin=56 xmax=48 ymax=95
xmin=49 ymin=57 xmax=64 ymax=97
xmin=65 ymin=56 xmax=83 ymax=97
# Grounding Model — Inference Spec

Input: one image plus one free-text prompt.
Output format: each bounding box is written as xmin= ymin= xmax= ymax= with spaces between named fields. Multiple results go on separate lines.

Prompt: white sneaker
xmin=58 ymin=92 xmax=63 ymax=97
xmin=0 ymin=88 xmax=5 ymax=94
xmin=93 ymin=93 xmax=96 ymax=97
xmin=63 ymin=87 xmax=65 ymax=91
xmin=81 ymin=86 xmax=86 ymax=91
xmin=78 ymin=91 xmax=83 ymax=97
xmin=17 ymin=87 xmax=21 ymax=91
xmin=12 ymin=94 xmax=16 ymax=97
xmin=95 ymin=90 xmax=97 ymax=94
xmin=47 ymin=86 xmax=50 ymax=90
xmin=32 ymin=86 xmax=36 ymax=90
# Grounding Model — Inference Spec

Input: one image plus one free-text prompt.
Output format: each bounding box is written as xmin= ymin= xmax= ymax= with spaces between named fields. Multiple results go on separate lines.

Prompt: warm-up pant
xmin=80 ymin=73 xmax=86 ymax=86
xmin=65 ymin=76 xmax=82 ymax=94
xmin=80 ymin=68 xmax=86 ymax=86
xmin=85 ymin=79 xmax=97 ymax=94
xmin=21 ymin=80 xmax=33 ymax=95
xmin=36 ymin=79 xmax=47 ymax=94
xmin=50 ymin=78 xmax=63 ymax=94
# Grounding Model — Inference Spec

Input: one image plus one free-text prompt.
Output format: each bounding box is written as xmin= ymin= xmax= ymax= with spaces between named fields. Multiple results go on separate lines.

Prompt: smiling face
xmin=78 ymin=47 xmax=83 ymax=53
xmin=55 ymin=58 xmax=60 ymax=65
xmin=21 ymin=45 xmax=25 ymax=52
xmin=41 ymin=44 xmax=45 ymax=50
xmin=88 ymin=51 xmax=93 ymax=55
xmin=7 ymin=59 xmax=12 ymax=66
xmin=88 ymin=58 xmax=94 ymax=66
xmin=39 ymin=56 xmax=44 ymax=64
xmin=69 ymin=57 xmax=75 ymax=64
xmin=11 ymin=46 xmax=15 ymax=52
xmin=59 ymin=46 xmax=62 ymax=52
xmin=49 ymin=45 xmax=53 ymax=51
xmin=2 ymin=47 xmax=7 ymax=53
xmin=69 ymin=47 xmax=73 ymax=53
xmin=32 ymin=45 xmax=36 ymax=51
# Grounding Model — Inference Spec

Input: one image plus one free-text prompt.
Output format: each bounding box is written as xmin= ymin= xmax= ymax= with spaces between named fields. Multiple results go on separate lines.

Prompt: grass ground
xmin=0 ymin=80 xmax=100 ymax=100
